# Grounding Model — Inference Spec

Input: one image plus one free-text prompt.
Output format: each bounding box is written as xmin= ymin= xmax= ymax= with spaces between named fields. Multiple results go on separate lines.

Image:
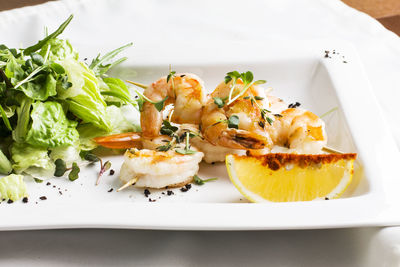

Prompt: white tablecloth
xmin=0 ymin=0 xmax=399 ymax=266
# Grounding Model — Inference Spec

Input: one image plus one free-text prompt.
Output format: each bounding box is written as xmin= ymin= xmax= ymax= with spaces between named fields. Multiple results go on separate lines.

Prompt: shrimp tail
xmin=220 ymin=129 xmax=271 ymax=150
xmin=93 ymin=132 xmax=142 ymax=149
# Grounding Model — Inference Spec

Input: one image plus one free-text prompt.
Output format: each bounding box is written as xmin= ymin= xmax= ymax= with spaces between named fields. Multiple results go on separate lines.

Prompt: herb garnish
xmin=213 ymin=96 xmax=228 ymax=108
xmin=166 ymin=67 xmax=176 ymax=83
xmin=288 ymin=102 xmax=301 ymax=108
xmin=68 ymin=162 xmax=80 ymax=181
xmin=156 ymin=142 xmax=173 ymax=152
xmin=160 ymin=120 xmax=178 ymax=136
xmin=54 ymin=158 xmax=81 ymax=181
xmin=175 ymin=132 xmax=196 ymax=155
xmin=23 ymin=15 xmax=73 ymax=55
xmin=54 ymin=158 xmax=67 ymax=177
xmin=227 ymin=115 xmax=240 ymax=129
xmin=89 ymin=43 xmax=133 ymax=76
xmin=0 ymin=104 xmax=12 ymax=130
xmin=130 ymin=88 xmax=168 ymax=112
xmin=243 ymin=91 xmax=274 ymax=126
xmin=96 ymin=160 xmax=111 ymax=185
xmin=166 ymin=65 xmax=176 ymax=98
xmin=193 ymin=175 xmax=218 ymax=185
xmin=224 ymin=71 xmax=266 ymax=105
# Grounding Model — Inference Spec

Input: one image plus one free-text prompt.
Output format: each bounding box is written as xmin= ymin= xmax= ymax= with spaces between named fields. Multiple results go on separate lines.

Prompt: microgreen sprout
xmin=213 ymin=96 xmax=228 ymax=108
xmin=175 ymin=132 xmax=197 ymax=155
xmin=193 ymin=175 xmax=218 ymax=185
xmin=131 ymin=88 xmax=168 ymax=112
xmin=224 ymin=71 xmax=266 ymax=105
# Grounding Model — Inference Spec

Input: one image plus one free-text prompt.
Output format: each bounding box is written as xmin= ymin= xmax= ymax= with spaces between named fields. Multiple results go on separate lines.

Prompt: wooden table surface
xmin=0 ymin=0 xmax=399 ymax=35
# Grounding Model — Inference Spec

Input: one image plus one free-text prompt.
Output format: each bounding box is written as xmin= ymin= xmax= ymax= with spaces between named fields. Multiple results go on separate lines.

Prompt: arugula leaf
xmin=89 ymin=43 xmax=133 ymax=76
xmin=0 ymin=103 xmax=12 ymax=131
xmin=12 ymin=96 xmax=33 ymax=143
xmin=50 ymin=62 xmax=65 ymax=74
xmin=30 ymin=53 xmax=44 ymax=66
xmin=23 ymin=15 xmax=73 ymax=55
xmin=193 ymin=175 xmax=218 ymax=185
xmin=227 ymin=115 xmax=239 ymax=129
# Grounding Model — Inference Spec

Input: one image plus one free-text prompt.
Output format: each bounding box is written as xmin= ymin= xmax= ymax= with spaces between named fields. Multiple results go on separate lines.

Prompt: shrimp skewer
xmin=129 ymin=73 xmax=207 ymax=138
xmin=102 ymin=73 xmax=207 ymax=189
xmin=268 ymin=108 xmax=328 ymax=154
xmin=119 ymin=148 xmax=203 ymax=189
xmin=201 ymin=79 xmax=273 ymax=150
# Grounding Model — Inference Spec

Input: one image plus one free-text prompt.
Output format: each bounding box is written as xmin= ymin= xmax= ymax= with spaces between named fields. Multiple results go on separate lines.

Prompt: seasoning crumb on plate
xmin=144 ymin=189 xmax=150 ymax=197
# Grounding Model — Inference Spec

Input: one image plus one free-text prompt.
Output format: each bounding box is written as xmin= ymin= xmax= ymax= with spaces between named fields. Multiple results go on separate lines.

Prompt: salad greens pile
xmin=0 ymin=15 xmax=140 ymax=201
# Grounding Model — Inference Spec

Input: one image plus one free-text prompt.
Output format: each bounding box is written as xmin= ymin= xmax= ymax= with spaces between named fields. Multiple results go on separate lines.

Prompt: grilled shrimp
xmin=269 ymin=108 xmax=327 ymax=154
xmin=120 ymin=148 xmax=204 ymax=188
xmin=180 ymin=124 xmax=245 ymax=163
xmin=141 ymin=73 xmax=207 ymax=138
xmin=200 ymin=79 xmax=273 ymax=150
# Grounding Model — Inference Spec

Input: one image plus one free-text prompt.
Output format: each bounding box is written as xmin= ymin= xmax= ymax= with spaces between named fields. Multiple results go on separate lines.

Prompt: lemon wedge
xmin=226 ymin=153 xmax=357 ymax=202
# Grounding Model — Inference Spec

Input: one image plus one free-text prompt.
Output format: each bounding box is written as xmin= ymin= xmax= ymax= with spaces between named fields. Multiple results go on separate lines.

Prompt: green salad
xmin=0 ymin=15 xmax=140 ymax=201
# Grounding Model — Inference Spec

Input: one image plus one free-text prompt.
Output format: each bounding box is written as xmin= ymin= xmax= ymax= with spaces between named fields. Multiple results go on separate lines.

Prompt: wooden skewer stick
xmin=126 ymin=80 xmax=147 ymax=89
xmin=117 ymin=177 xmax=138 ymax=192
xmin=322 ymin=146 xmax=344 ymax=154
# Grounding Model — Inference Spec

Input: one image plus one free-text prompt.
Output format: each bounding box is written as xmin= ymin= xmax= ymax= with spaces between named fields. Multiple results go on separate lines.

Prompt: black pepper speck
xmin=144 ymin=189 xmax=150 ymax=197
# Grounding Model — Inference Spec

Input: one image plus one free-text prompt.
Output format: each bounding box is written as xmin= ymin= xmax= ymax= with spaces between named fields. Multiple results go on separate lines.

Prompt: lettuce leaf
xmin=100 ymin=77 xmax=138 ymax=109
xmin=12 ymin=96 xmax=33 ymax=143
xmin=0 ymin=149 xmax=12 ymax=175
xmin=25 ymin=101 xmax=79 ymax=148
xmin=0 ymin=174 xmax=27 ymax=201
xmin=58 ymin=58 xmax=110 ymax=131
xmin=50 ymin=145 xmax=81 ymax=168
xmin=78 ymin=104 xmax=140 ymax=150
xmin=11 ymin=142 xmax=55 ymax=178
xmin=39 ymin=38 xmax=78 ymax=61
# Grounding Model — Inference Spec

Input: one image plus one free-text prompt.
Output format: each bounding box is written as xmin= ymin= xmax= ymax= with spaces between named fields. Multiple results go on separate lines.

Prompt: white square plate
xmin=1 ymin=40 xmax=400 ymax=230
